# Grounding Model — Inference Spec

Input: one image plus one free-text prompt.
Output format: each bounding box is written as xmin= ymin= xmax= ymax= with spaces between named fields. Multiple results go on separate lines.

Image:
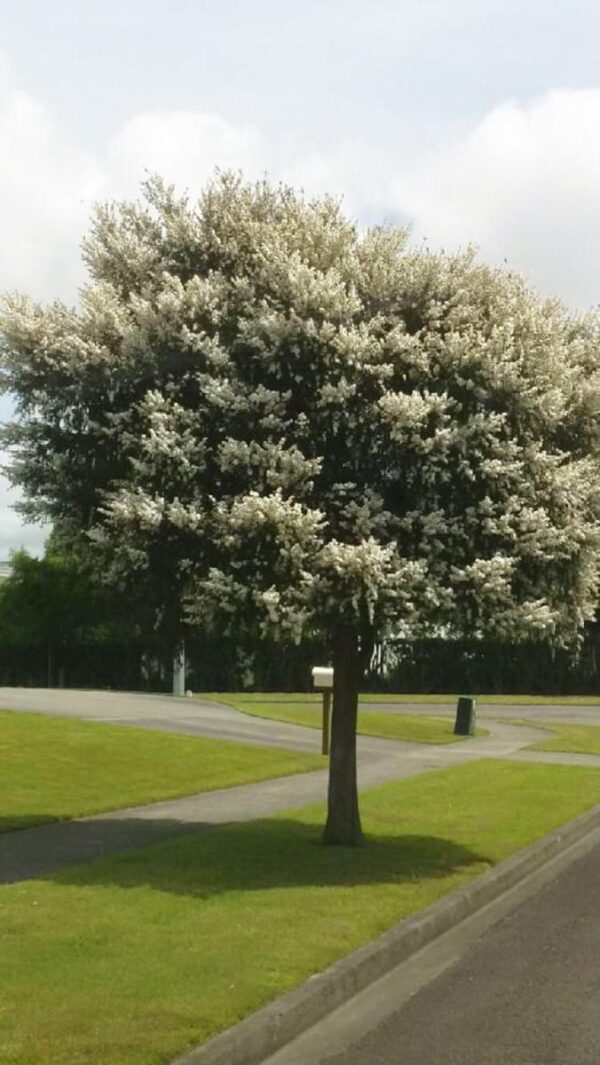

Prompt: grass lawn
xmin=0 ymin=710 xmax=324 ymax=834
xmin=358 ymin=692 xmax=600 ymax=705
xmin=527 ymin=722 xmax=600 ymax=755
xmin=208 ymin=691 xmax=600 ymax=706
xmin=208 ymin=693 xmax=487 ymax=744
xmin=2 ymin=760 xmax=600 ymax=1065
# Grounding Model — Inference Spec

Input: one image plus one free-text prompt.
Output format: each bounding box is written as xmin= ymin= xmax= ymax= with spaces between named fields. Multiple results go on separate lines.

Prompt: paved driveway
xmin=0 ymin=687 xmax=324 ymax=752
xmin=364 ymin=699 xmax=600 ymax=725
xmin=0 ymin=686 xmax=555 ymax=756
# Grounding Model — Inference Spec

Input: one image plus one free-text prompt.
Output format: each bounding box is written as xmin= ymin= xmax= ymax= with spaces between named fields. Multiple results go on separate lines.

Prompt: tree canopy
xmin=0 ymin=536 xmax=147 ymax=686
xmin=2 ymin=172 xmax=599 ymax=843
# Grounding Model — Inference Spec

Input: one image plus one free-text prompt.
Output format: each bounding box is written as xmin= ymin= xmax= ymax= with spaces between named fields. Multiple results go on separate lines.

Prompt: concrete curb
xmin=173 ymin=800 xmax=600 ymax=1065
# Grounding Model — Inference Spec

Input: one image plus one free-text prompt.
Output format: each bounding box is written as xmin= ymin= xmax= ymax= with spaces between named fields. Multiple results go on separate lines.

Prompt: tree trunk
xmin=323 ymin=627 xmax=364 ymax=846
xmin=172 ymin=639 xmax=186 ymax=696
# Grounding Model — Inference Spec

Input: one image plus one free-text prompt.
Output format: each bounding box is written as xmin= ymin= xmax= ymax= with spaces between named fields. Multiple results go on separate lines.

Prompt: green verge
xmin=2 ymin=760 xmax=600 ymax=1065
xmin=358 ymin=693 xmax=600 ymax=705
xmin=527 ymin=722 xmax=600 ymax=755
xmin=204 ymin=691 xmax=600 ymax=706
xmin=0 ymin=709 xmax=324 ymax=834
xmin=206 ymin=694 xmax=486 ymax=743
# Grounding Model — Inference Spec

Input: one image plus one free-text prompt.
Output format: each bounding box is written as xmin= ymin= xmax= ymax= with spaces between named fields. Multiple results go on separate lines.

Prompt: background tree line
xmin=2 ymin=539 xmax=599 ymax=696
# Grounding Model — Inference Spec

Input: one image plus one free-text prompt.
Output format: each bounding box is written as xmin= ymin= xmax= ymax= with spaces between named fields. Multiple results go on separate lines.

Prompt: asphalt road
xmin=297 ymin=839 xmax=600 ymax=1065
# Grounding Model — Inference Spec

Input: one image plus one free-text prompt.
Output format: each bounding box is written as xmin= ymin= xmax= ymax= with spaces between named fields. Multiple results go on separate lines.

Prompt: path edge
xmin=173 ymin=800 xmax=600 ymax=1065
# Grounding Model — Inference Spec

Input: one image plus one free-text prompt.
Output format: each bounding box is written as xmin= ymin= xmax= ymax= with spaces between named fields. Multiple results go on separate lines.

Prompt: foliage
xmin=0 ymin=541 xmax=328 ymax=686
xmin=0 ymin=547 xmax=106 ymax=647
xmin=376 ymin=627 xmax=600 ymax=696
xmin=2 ymin=174 xmax=599 ymax=648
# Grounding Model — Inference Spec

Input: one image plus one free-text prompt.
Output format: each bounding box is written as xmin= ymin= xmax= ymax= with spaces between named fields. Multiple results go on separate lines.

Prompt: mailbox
xmin=312 ymin=666 xmax=334 ymax=755
xmin=312 ymin=666 xmax=334 ymax=690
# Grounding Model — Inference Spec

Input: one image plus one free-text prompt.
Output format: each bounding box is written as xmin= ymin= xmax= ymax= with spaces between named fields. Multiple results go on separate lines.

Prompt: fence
xmin=2 ymin=628 xmax=599 ymax=695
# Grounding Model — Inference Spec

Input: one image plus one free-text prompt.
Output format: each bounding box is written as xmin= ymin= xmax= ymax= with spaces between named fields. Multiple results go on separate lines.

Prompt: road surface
xmin=266 ymin=832 xmax=600 ymax=1065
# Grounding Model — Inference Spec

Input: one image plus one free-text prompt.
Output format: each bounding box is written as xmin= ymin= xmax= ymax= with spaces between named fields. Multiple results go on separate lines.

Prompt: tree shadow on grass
xmin=17 ymin=816 xmax=492 ymax=898
xmin=0 ymin=814 xmax=58 ymax=834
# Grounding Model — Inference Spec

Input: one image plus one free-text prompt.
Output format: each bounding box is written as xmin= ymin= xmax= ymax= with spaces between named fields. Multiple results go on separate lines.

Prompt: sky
xmin=1 ymin=0 xmax=600 ymax=556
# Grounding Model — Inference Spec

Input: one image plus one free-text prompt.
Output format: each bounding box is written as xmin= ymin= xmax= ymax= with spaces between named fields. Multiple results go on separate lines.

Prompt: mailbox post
xmin=312 ymin=666 xmax=334 ymax=755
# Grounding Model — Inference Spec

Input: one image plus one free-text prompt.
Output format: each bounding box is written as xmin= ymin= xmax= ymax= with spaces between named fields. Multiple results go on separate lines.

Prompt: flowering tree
xmin=2 ymin=174 xmax=599 ymax=844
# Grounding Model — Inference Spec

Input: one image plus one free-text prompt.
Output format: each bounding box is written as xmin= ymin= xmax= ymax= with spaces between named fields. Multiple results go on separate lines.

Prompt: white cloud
xmin=0 ymin=395 xmax=46 ymax=557
xmin=0 ymin=491 xmax=45 ymax=557
xmin=106 ymin=111 xmax=268 ymax=198
xmin=394 ymin=89 xmax=600 ymax=308
xmin=341 ymin=0 xmax=471 ymax=43
xmin=0 ymin=66 xmax=100 ymax=303
xmin=104 ymin=111 xmax=389 ymax=231
xmin=0 ymin=66 xmax=393 ymax=305
xmin=100 ymin=89 xmax=600 ymax=315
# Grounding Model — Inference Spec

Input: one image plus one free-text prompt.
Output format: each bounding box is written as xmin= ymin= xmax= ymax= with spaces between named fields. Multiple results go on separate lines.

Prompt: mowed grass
xmin=358 ymin=692 xmax=600 ymax=706
xmin=3 ymin=760 xmax=600 ymax=1065
xmin=208 ymin=694 xmax=486 ymax=744
xmin=212 ymin=691 xmax=600 ymax=706
xmin=0 ymin=710 xmax=324 ymax=834
xmin=528 ymin=722 xmax=600 ymax=755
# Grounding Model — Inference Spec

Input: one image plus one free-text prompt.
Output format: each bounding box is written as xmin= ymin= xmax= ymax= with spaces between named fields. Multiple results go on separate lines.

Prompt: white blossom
xmin=2 ymin=170 xmax=599 ymax=651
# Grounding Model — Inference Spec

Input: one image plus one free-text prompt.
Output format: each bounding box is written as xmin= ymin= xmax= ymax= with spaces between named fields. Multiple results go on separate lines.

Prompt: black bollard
xmin=454 ymin=695 xmax=476 ymax=736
